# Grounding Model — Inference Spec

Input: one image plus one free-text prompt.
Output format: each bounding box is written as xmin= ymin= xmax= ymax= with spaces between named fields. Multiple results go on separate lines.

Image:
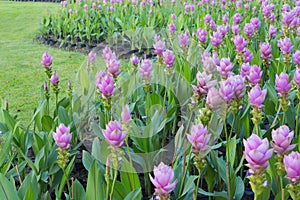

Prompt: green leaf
xmin=57 ymin=156 xmax=76 ymax=199
xmin=86 ymin=161 xmax=105 ymax=200
xmin=73 ymin=179 xmax=86 ymax=200
xmin=120 ymin=159 xmax=141 ymax=194
xmin=3 ymin=110 xmax=16 ymax=130
xmin=124 ymin=188 xmax=142 ymax=200
xmin=58 ymin=106 xmax=70 ymax=126
xmin=41 ymin=116 xmax=53 ymax=133
xmin=179 ymin=175 xmax=197 ymax=198
xmin=228 ymin=136 xmax=237 ymax=168
xmin=234 ymin=176 xmax=244 ymax=200
xmin=0 ymin=131 xmax=13 ymax=168
xmin=82 ymin=150 xmax=94 ymax=171
xmin=0 ymin=174 xmax=20 ymax=200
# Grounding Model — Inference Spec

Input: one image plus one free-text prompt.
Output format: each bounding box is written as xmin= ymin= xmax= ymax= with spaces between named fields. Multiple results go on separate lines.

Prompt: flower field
xmin=1 ymin=0 xmax=300 ymax=200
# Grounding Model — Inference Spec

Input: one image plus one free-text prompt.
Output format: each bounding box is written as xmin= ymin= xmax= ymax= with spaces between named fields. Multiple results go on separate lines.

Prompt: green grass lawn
xmin=0 ymin=1 xmax=86 ymax=124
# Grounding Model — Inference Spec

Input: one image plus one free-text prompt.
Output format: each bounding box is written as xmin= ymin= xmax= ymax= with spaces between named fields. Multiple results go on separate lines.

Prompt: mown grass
xmin=0 ymin=1 xmax=86 ymax=124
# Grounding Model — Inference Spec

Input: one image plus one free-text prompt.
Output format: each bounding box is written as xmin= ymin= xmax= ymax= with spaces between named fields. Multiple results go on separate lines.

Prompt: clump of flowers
xmin=52 ymin=124 xmax=72 ymax=169
xmin=149 ymin=162 xmax=177 ymax=200
xmin=284 ymin=152 xmax=300 ymax=199
xmin=244 ymin=134 xmax=273 ymax=197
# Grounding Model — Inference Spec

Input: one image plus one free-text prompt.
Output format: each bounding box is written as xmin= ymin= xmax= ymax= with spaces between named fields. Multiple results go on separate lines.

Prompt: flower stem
xmin=125 ymin=138 xmax=133 ymax=169
xmin=282 ymin=111 xmax=286 ymax=125
xmin=280 ymin=177 xmax=284 ymax=200
xmin=194 ymin=168 xmax=201 ymax=200
xmin=110 ymin=169 xmax=118 ymax=200
xmin=62 ymin=169 xmax=71 ymax=196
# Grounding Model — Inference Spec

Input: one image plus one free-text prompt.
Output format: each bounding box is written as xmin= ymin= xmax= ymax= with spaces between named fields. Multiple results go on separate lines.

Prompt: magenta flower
xmin=163 ymin=50 xmax=175 ymax=68
xmin=131 ymin=55 xmax=139 ymax=66
xmin=168 ymin=23 xmax=176 ymax=34
xmin=250 ymin=18 xmax=261 ymax=30
xmin=211 ymin=31 xmax=223 ymax=47
xmin=83 ymin=4 xmax=88 ymax=11
xmin=217 ymin=25 xmax=228 ymax=37
xmin=41 ymin=52 xmax=53 ymax=68
xmin=149 ymin=163 xmax=177 ymax=197
xmin=52 ymin=124 xmax=72 ymax=149
xmin=243 ymin=48 xmax=253 ymax=63
xmin=234 ymin=35 xmax=247 ymax=53
xmin=178 ymin=30 xmax=190 ymax=48
xmin=88 ymin=51 xmax=96 ymax=65
xmin=294 ymin=68 xmax=300 ymax=86
xmin=203 ymin=57 xmax=217 ymax=74
xmin=96 ymin=71 xmax=115 ymax=98
xmin=271 ymin=125 xmax=296 ymax=155
xmin=192 ymin=72 xmax=217 ymax=97
xmin=269 ymin=25 xmax=277 ymax=38
xmin=233 ymin=13 xmax=242 ymax=24
xmin=230 ymin=75 xmax=246 ymax=100
xmin=240 ymin=63 xmax=251 ymax=77
xmin=275 ymin=72 xmax=291 ymax=96
xmin=219 ymin=78 xmax=235 ymax=103
xmin=121 ymin=104 xmax=131 ymax=124
xmin=140 ymin=59 xmax=153 ymax=80
xmin=278 ymin=38 xmax=293 ymax=55
xmin=248 ymin=84 xmax=267 ymax=109
xmin=244 ymin=134 xmax=273 ymax=174
xmin=102 ymin=120 xmax=127 ymax=148
xmin=282 ymin=11 xmax=294 ymax=26
xmin=153 ymin=39 xmax=165 ymax=56
xmin=244 ymin=23 xmax=255 ymax=38
xmin=204 ymin=14 xmax=212 ymax=24
xmin=247 ymin=65 xmax=262 ymax=85
xmin=206 ymin=87 xmax=224 ymax=110
xmin=260 ymin=42 xmax=272 ymax=60
xmin=106 ymin=59 xmax=121 ymax=77
xmin=293 ymin=50 xmax=300 ymax=65
xmin=284 ymin=152 xmax=300 ymax=183
xmin=50 ymin=71 xmax=59 ymax=85
xmin=187 ymin=123 xmax=211 ymax=158
xmin=102 ymin=46 xmax=115 ymax=62
xmin=232 ymin=24 xmax=240 ymax=35
xmin=219 ymin=58 xmax=233 ymax=79
xmin=197 ymin=28 xmax=207 ymax=43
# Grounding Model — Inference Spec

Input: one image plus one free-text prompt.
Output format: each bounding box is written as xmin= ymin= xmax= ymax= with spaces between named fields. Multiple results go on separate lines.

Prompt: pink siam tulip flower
xmin=282 ymin=4 xmax=291 ymax=13
xmin=293 ymin=50 xmax=300 ymax=65
xmin=282 ymin=11 xmax=294 ymax=27
xmin=206 ymin=87 xmax=224 ymax=110
xmin=106 ymin=59 xmax=121 ymax=77
xmin=69 ymin=9 xmax=73 ymax=15
xmin=131 ymin=55 xmax=139 ymax=66
xmin=243 ymin=134 xmax=273 ymax=174
xmin=163 ymin=50 xmax=175 ymax=68
xmin=230 ymin=75 xmax=246 ymax=100
xmin=240 ymin=63 xmax=251 ymax=77
xmin=271 ymin=125 xmax=296 ymax=155
xmin=244 ymin=23 xmax=255 ymax=38
xmin=88 ymin=51 xmax=96 ymax=65
xmin=219 ymin=58 xmax=233 ymax=79
xmin=247 ymin=65 xmax=262 ymax=85
xmin=269 ymin=25 xmax=277 ymax=38
xmin=219 ymin=78 xmax=235 ymax=104
xmin=209 ymin=20 xmax=217 ymax=31
xmin=232 ymin=24 xmax=240 ymax=35
xmin=168 ymin=23 xmax=176 ymax=34
xmin=153 ymin=38 xmax=165 ymax=56
xmin=187 ymin=123 xmax=211 ymax=157
xmin=102 ymin=120 xmax=127 ymax=148
xmin=201 ymin=50 xmax=211 ymax=63
xmin=243 ymin=48 xmax=253 ymax=63
xmin=251 ymin=18 xmax=261 ymax=30
xmin=212 ymin=52 xmax=220 ymax=66
xmin=121 ymin=104 xmax=131 ymax=124
xmin=297 ymin=27 xmax=300 ymax=37
xmin=149 ymin=162 xmax=177 ymax=197
xmin=84 ymin=4 xmax=88 ymax=11
xmin=260 ymin=42 xmax=272 ymax=60
xmin=203 ymin=57 xmax=217 ymax=74
xmin=234 ymin=35 xmax=247 ymax=53
xmin=217 ymin=25 xmax=228 ymax=37
xmin=204 ymin=14 xmax=212 ymax=24
xmin=248 ymin=84 xmax=267 ymax=109
xmin=102 ymin=46 xmax=115 ymax=62
xmin=294 ymin=68 xmax=300 ymax=86
xmin=275 ymin=72 xmax=291 ymax=96
xmin=41 ymin=52 xmax=53 ymax=68
xmin=52 ymin=124 xmax=72 ymax=149
xmin=283 ymin=152 xmax=300 ymax=183
xmin=50 ymin=71 xmax=59 ymax=85
xmin=211 ymin=31 xmax=223 ymax=47
xmin=233 ymin=13 xmax=242 ymax=24
xmin=222 ymin=14 xmax=229 ymax=23
xmin=197 ymin=28 xmax=207 ymax=43
xmin=178 ymin=30 xmax=190 ymax=48
xmin=96 ymin=71 xmax=115 ymax=98
xmin=192 ymin=72 xmax=217 ymax=97
xmin=278 ymin=38 xmax=293 ymax=55
xmin=140 ymin=59 xmax=153 ymax=80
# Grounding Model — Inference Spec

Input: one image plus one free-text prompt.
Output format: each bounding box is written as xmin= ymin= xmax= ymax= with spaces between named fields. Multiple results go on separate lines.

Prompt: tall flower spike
xmin=102 ymin=120 xmax=127 ymax=148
